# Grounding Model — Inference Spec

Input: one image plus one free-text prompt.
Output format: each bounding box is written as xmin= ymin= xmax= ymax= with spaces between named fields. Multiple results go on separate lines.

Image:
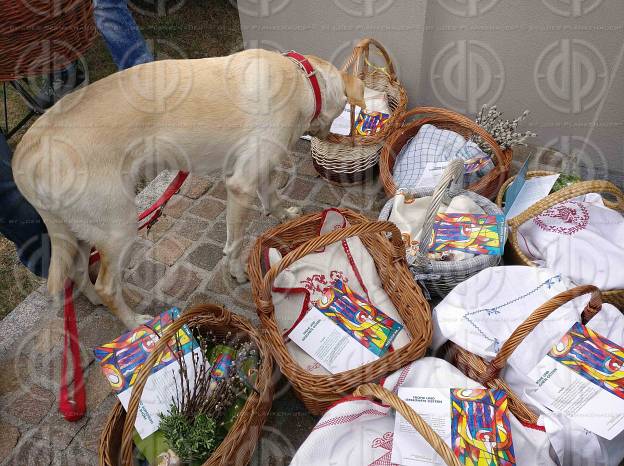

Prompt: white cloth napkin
xmin=517 ymin=193 xmax=624 ymax=290
xmin=265 ymin=208 xmax=411 ymax=376
xmin=291 ymin=357 xmax=556 ymax=466
xmin=329 ymin=87 xmax=390 ymax=136
xmin=388 ymin=192 xmax=485 ymax=261
xmin=392 ymin=123 xmax=493 ymax=190
xmin=432 ymin=265 xmax=624 ymax=466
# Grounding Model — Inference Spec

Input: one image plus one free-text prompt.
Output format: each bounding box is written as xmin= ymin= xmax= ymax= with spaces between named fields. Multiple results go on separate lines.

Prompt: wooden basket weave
xmin=0 ymin=0 xmax=97 ymax=81
xmin=98 ymin=304 xmax=274 ymax=466
xmin=248 ymin=209 xmax=431 ymax=415
xmin=446 ymin=285 xmax=602 ymax=425
xmin=379 ymin=107 xmax=512 ymax=200
xmin=354 ymin=384 xmax=461 ymax=466
xmin=497 ymin=174 xmax=624 ymax=309
xmin=311 ymin=38 xmax=408 ymax=185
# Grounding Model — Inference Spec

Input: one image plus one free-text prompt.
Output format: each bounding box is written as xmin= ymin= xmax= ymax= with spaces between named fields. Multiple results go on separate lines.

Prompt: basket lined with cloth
xmin=311 ymin=38 xmax=408 ymax=185
xmin=291 ymin=358 xmax=556 ymax=466
xmin=98 ymin=304 xmax=274 ymax=466
xmin=498 ymin=175 xmax=624 ymax=309
xmin=379 ymin=107 xmax=512 ymax=200
xmin=379 ymin=159 xmax=504 ymax=298
xmin=432 ymin=266 xmax=624 ymax=466
xmin=248 ymin=208 xmax=431 ymax=415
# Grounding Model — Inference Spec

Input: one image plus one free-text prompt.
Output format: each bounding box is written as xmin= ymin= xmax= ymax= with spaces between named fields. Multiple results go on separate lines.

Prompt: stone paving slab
xmin=0 ymin=140 xmax=387 ymax=465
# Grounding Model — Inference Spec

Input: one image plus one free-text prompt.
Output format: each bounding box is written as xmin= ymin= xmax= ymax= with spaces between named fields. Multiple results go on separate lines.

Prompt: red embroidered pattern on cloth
xmin=300 ymin=271 xmax=349 ymax=302
xmin=312 ymin=408 xmax=388 ymax=431
xmin=370 ymin=432 xmax=398 ymax=466
xmin=533 ymin=200 xmax=589 ymax=236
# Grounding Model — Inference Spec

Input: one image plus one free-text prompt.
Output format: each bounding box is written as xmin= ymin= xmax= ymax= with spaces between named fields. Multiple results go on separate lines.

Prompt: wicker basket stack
xmin=0 ymin=0 xmax=97 ymax=81
xmin=311 ymin=38 xmax=408 ymax=185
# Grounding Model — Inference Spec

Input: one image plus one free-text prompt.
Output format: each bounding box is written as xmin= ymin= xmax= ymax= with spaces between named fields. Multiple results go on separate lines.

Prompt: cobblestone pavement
xmin=0 ymin=140 xmax=389 ymax=465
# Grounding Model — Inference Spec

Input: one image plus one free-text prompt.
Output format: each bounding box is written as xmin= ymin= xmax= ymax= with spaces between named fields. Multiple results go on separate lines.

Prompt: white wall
xmin=238 ymin=0 xmax=624 ymax=182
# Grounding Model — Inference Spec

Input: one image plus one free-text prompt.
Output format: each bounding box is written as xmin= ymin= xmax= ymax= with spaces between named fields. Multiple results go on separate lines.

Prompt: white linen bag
xmin=264 ymin=208 xmax=411 ymax=375
xmin=291 ymin=357 xmax=556 ymax=465
xmin=432 ymin=266 xmax=624 ymax=466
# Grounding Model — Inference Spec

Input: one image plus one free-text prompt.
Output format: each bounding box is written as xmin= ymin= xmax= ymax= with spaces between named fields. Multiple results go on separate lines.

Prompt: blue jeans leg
xmin=0 ymin=133 xmax=50 ymax=278
xmin=93 ymin=0 xmax=154 ymax=70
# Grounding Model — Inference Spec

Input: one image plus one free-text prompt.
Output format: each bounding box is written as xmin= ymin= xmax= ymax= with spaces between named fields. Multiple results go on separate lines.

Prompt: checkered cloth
xmin=392 ymin=124 xmax=494 ymax=189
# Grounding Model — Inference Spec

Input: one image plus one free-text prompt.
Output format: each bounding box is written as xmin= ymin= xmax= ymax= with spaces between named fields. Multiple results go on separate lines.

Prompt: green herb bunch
xmin=158 ymin=330 xmax=259 ymax=466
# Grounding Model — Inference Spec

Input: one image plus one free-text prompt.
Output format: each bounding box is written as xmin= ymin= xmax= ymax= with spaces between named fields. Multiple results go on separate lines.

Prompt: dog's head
xmin=305 ymin=56 xmax=365 ymax=139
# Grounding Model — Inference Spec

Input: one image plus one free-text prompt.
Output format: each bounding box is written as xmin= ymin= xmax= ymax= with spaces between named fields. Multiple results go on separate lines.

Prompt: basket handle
xmin=415 ymin=159 xmax=465 ymax=260
xmin=258 ymin=220 xmax=405 ymax=314
xmin=508 ymin=179 xmax=624 ymax=228
xmin=342 ymin=37 xmax=397 ymax=81
xmin=353 ymin=384 xmax=462 ymax=466
xmin=119 ymin=304 xmax=233 ymax=465
xmin=481 ymin=285 xmax=602 ymax=383
xmin=393 ymin=107 xmax=506 ymax=172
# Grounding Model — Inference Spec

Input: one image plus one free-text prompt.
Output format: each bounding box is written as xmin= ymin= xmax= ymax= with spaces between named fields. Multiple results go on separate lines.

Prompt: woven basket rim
xmin=98 ymin=304 xmax=274 ymax=466
xmin=248 ymin=208 xmax=431 ymax=402
xmin=379 ymin=107 xmax=512 ymax=200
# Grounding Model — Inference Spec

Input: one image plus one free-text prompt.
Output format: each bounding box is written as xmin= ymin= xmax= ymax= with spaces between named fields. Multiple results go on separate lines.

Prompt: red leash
xmin=59 ymin=171 xmax=189 ymax=421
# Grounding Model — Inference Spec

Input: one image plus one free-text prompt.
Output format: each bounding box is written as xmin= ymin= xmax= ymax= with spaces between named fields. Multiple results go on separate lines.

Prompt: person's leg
xmin=0 ymin=133 xmax=50 ymax=277
xmin=93 ymin=0 xmax=154 ymax=70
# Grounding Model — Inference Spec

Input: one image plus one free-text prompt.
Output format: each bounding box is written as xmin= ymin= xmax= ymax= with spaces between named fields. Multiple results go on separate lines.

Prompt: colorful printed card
xmin=392 ymin=388 xmax=515 ymax=466
xmin=429 ymin=213 xmax=506 ymax=256
xmin=463 ymin=155 xmax=492 ymax=174
xmin=94 ymin=308 xmax=203 ymax=439
xmin=354 ymin=110 xmax=389 ymax=136
xmin=315 ymin=280 xmax=403 ymax=357
xmin=528 ymin=323 xmax=624 ymax=439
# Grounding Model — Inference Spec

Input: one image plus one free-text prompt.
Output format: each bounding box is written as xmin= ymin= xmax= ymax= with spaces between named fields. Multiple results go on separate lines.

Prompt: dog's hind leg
xmin=70 ymin=240 xmax=101 ymax=306
xmin=94 ymin=228 xmax=151 ymax=329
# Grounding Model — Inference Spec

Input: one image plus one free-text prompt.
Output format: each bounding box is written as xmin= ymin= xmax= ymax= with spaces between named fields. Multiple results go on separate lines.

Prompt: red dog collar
xmin=283 ymin=50 xmax=322 ymax=121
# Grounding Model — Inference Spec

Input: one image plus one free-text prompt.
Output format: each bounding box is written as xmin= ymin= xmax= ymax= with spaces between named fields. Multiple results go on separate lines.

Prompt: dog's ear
xmin=340 ymin=71 xmax=366 ymax=109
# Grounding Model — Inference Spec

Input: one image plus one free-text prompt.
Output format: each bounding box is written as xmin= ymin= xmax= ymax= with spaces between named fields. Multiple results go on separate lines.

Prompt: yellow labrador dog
xmin=12 ymin=49 xmax=365 ymax=328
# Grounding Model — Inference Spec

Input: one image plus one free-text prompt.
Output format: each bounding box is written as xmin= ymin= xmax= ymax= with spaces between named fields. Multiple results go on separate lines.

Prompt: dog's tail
xmin=42 ymin=213 xmax=79 ymax=296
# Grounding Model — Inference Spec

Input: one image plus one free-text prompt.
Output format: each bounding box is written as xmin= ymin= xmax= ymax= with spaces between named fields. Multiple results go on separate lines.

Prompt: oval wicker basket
xmin=311 ymin=38 xmax=408 ymax=185
xmin=379 ymin=107 xmax=512 ymax=200
xmin=354 ymin=384 xmax=462 ymax=466
xmin=379 ymin=160 xmax=504 ymax=298
xmin=497 ymin=174 xmax=624 ymax=309
xmin=445 ymin=285 xmax=602 ymax=425
xmin=99 ymin=304 xmax=274 ymax=466
xmin=248 ymin=208 xmax=431 ymax=415
xmin=0 ymin=0 xmax=97 ymax=81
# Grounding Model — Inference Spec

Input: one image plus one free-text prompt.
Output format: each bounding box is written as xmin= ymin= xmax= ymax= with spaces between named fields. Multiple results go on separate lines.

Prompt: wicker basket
xmin=379 ymin=160 xmax=504 ymax=298
xmin=99 ymin=304 xmax=274 ymax=466
xmin=444 ymin=285 xmax=602 ymax=425
xmin=354 ymin=384 xmax=462 ymax=466
xmin=379 ymin=107 xmax=512 ymax=200
xmin=311 ymin=38 xmax=408 ymax=185
xmin=498 ymin=175 xmax=624 ymax=309
xmin=0 ymin=0 xmax=97 ymax=81
xmin=248 ymin=209 xmax=431 ymax=415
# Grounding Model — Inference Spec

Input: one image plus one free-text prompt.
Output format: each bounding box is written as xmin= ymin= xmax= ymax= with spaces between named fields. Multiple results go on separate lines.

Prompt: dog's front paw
xmin=124 ymin=313 xmax=153 ymax=329
xmin=228 ymin=258 xmax=249 ymax=284
xmin=280 ymin=206 xmax=303 ymax=221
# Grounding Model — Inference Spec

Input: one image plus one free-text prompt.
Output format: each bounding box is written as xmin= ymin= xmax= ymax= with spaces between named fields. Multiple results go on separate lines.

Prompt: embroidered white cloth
xmin=392 ymin=124 xmax=493 ymax=190
xmin=431 ymin=266 xmax=624 ymax=466
xmin=329 ymin=87 xmax=390 ymax=136
xmin=265 ymin=209 xmax=411 ymax=376
xmin=388 ymin=191 xmax=484 ymax=261
xmin=517 ymin=193 xmax=624 ymax=290
xmin=290 ymin=357 xmax=556 ymax=466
